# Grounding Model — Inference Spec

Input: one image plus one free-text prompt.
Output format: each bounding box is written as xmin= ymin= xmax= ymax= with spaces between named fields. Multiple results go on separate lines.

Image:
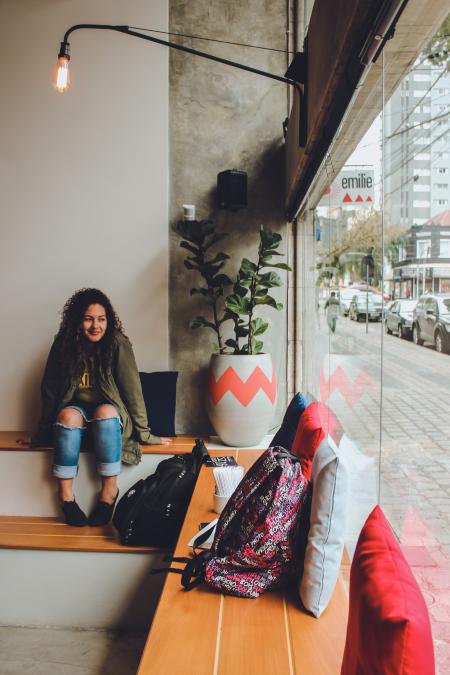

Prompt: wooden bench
xmin=0 ymin=431 xmax=200 ymax=455
xmin=137 ymin=449 xmax=350 ymax=675
xmin=0 ymin=432 xmax=208 ymax=554
xmin=0 ymin=516 xmax=164 ymax=554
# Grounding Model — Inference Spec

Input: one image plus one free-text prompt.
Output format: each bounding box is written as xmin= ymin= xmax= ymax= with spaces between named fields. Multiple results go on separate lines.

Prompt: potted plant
xmin=173 ymin=218 xmax=291 ymax=446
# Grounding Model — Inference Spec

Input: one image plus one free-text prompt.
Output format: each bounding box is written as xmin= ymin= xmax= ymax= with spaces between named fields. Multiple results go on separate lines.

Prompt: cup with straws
xmin=212 ymin=465 xmax=244 ymax=514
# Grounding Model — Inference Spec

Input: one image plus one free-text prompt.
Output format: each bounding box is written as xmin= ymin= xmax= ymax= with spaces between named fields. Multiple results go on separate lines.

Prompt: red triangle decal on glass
xmin=355 ymin=195 xmax=364 ymax=202
xmin=366 ymin=195 xmax=373 ymax=202
xmin=343 ymin=193 xmax=352 ymax=203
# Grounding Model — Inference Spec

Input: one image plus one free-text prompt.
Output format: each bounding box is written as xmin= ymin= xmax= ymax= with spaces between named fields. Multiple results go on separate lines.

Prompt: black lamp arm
xmin=60 ymin=23 xmax=297 ymax=89
xmin=58 ymin=23 xmax=305 ymax=146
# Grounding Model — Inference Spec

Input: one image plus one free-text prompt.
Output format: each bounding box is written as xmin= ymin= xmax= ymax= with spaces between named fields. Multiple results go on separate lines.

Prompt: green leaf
xmin=250 ymin=318 xmax=268 ymax=336
xmin=222 ymin=308 xmax=239 ymax=322
xmin=236 ymin=275 xmax=252 ymax=288
xmin=225 ymin=294 xmax=250 ymax=315
xmin=258 ymin=271 xmax=282 ymax=288
xmin=260 ymin=227 xmax=282 ymax=251
xmin=255 ymin=288 xmax=269 ymax=297
xmin=240 ymin=258 xmax=257 ymax=275
xmin=251 ymin=338 xmax=264 ymax=354
xmin=254 ymin=294 xmax=279 ymax=309
xmin=234 ymin=283 xmax=249 ymax=297
xmin=261 ymin=251 xmax=283 ymax=260
xmin=264 ymin=263 xmax=292 ymax=271
xmin=225 ymin=339 xmax=238 ymax=350
xmin=189 ymin=316 xmax=217 ymax=330
xmin=235 ymin=324 xmax=249 ymax=338
xmin=210 ymin=274 xmax=233 ymax=287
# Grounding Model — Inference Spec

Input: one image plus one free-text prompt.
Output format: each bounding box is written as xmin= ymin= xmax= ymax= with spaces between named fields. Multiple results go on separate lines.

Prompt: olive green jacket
xmin=33 ymin=331 xmax=161 ymax=465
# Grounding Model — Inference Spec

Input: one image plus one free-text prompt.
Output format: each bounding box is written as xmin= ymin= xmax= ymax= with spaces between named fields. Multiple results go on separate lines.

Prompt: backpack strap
xmin=150 ymin=550 xmax=212 ymax=591
xmin=180 ymin=550 xmax=212 ymax=590
xmin=192 ymin=438 xmax=210 ymax=472
xmin=274 ymin=446 xmax=300 ymax=463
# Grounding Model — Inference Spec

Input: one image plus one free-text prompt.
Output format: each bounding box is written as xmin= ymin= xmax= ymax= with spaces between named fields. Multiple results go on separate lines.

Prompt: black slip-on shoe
xmin=62 ymin=499 xmax=88 ymax=527
xmin=88 ymin=492 xmax=119 ymax=527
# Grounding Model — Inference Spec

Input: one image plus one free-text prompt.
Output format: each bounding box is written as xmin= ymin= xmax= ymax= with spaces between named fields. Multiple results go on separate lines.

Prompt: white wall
xmin=0 ymin=0 xmax=169 ymax=430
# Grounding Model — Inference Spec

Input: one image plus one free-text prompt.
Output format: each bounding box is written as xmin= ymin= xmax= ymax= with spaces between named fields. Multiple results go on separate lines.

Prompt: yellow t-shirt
xmin=74 ymin=358 xmax=103 ymax=404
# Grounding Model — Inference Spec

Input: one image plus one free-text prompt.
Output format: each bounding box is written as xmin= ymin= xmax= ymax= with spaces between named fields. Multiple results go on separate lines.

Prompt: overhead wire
xmin=128 ymin=26 xmax=293 ymax=54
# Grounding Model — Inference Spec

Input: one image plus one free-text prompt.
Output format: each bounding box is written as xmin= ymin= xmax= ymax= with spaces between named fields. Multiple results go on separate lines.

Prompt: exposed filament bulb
xmin=52 ymin=55 xmax=70 ymax=93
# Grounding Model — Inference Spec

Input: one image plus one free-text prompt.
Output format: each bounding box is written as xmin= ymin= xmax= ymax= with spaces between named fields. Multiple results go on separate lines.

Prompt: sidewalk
xmin=316 ymin=317 xmax=450 ymax=674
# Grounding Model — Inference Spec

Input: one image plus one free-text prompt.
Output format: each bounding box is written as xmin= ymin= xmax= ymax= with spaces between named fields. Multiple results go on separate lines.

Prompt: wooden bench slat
xmin=286 ymin=578 xmax=349 ymax=675
xmin=219 ymin=593 xmax=294 ymax=675
xmin=0 ymin=515 xmax=161 ymax=554
xmin=137 ymin=450 xmax=238 ymax=675
xmin=0 ymin=431 xmax=202 ymax=455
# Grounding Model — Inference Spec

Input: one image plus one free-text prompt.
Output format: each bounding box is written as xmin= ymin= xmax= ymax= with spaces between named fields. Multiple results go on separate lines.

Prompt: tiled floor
xmin=0 ymin=626 xmax=147 ymax=675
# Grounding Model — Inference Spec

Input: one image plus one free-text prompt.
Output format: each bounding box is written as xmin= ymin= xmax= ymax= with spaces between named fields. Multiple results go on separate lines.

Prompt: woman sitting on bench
xmin=32 ymin=288 xmax=172 ymax=527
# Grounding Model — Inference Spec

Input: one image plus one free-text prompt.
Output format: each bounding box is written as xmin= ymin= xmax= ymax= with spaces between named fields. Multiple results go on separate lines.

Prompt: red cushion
xmin=341 ymin=505 xmax=435 ymax=675
xmin=316 ymin=401 xmax=344 ymax=446
xmin=291 ymin=402 xmax=325 ymax=479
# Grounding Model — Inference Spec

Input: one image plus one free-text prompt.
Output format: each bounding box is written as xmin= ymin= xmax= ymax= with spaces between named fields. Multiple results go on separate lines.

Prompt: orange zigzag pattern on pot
xmin=208 ymin=366 xmax=277 ymax=407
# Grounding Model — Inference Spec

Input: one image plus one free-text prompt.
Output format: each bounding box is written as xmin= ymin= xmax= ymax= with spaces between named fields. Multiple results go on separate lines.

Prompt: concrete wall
xmin=169 ymin=0 xmax=290 ymax=434
xmin=0 ymin=0 xmax=169 ymax=431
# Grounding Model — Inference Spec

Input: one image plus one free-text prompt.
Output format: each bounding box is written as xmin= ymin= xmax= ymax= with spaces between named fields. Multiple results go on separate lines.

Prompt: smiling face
xmin=81 ymin=304 xmax=107 ymax=343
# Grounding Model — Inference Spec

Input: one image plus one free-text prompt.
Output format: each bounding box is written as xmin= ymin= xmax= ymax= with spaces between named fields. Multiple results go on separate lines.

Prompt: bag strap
xmin=274 ymin=446 xmax=300 ymax=463
xmin=192 ymin=438 xmax=210 ymax=472
xmin=150 ymin=550 xmax=211 ymax=590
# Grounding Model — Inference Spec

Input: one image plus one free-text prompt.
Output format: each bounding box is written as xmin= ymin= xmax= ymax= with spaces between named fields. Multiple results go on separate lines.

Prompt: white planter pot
xmin=207 ymin=353 xmax=277 ymax=447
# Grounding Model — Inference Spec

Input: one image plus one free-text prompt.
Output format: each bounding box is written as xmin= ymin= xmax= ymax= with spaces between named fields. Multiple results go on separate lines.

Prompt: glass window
xmin=416 ymin=239 xmax=431 ymax=257
xmin=299 ymin=15 xmax=450 ymax=667
xmin=440 ymin=239 xmax=450 ymax=257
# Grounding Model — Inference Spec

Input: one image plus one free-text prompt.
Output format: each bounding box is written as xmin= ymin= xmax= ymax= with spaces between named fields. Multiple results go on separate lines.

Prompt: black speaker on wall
xmin=217 ymin=170 xmax=247 ymax=211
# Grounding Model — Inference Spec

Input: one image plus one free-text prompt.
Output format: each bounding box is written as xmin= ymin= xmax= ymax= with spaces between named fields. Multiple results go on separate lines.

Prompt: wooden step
xmin=0 ymin=515 xmax=165 ymax=554
xmin=0 ymin=431 xmax=202 ymax=455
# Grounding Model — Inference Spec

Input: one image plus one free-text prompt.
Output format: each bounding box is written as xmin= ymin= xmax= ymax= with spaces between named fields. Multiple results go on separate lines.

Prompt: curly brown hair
xmin=56 ymin=288 xmax=126 ymax=378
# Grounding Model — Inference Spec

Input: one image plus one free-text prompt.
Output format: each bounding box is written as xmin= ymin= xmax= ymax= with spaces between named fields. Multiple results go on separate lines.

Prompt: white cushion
xmin=299 ymin=434 xmax=349 ymax=617
xmin=338 ymin=433 xmax=378 ymax=556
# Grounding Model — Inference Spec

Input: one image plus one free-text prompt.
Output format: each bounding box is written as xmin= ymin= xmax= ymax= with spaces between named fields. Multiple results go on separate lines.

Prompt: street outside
xmin=317 ymin=310 xmax=450 ymax=674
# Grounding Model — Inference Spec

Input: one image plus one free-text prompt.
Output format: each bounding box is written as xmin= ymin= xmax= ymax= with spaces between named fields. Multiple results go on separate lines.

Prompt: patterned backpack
xmin=161 ymin=447 xmax=311 ymax=598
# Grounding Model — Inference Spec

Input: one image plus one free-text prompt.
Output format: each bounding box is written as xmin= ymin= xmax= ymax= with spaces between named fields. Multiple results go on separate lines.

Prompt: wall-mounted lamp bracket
xmin=56 ymin=24 xmax=307 ymax=146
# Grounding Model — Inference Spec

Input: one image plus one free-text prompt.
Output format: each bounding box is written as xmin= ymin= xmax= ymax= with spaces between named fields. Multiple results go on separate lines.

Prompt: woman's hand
xmin=160 ymin=437 xmax=173 ymax=445
xmin=16 ymin=436 xmax=31 ymax=446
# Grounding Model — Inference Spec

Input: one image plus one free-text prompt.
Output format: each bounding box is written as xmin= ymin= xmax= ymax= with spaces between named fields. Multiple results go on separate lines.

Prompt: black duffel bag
xmin=113 ymin=439 xmax=209 ymax=547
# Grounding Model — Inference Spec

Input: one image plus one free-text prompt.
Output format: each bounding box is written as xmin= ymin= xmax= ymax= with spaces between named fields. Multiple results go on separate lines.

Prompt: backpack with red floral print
xmin=161 ymin=447 xmax=311 ymax=598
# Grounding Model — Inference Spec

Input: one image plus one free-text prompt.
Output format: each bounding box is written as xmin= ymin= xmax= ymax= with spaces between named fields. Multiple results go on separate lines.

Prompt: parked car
xmin=385 ymin=299 xmax=417 ymax=339
xmin=412 ymin=293 xmax=450 ymax=353
xmin=348 ymin=293 xmax=381 ymax=322
xmin=340 ymin=288 xmax=361 ymax=316
xmin=370 ymin=293 xmax=384 ymax=315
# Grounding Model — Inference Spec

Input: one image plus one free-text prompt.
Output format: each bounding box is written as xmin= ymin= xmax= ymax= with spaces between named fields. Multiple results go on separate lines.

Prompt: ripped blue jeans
xmin=53 ymin=403 xmax=122 ymax=479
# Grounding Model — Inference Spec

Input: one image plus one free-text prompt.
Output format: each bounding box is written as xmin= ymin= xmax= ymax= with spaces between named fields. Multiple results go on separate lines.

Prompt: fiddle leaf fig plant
xmin=173 ymin=219 xmax=291 ymax=355
xmin=225 ymin=227 xmax=291 ymax=354
xmin=172 ymin=218 xmax=232 ymax=353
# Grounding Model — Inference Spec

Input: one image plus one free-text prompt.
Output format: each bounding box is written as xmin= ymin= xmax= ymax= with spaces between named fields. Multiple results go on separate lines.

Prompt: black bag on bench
xmin=113 ymin=439 xmax=209 ymax=547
